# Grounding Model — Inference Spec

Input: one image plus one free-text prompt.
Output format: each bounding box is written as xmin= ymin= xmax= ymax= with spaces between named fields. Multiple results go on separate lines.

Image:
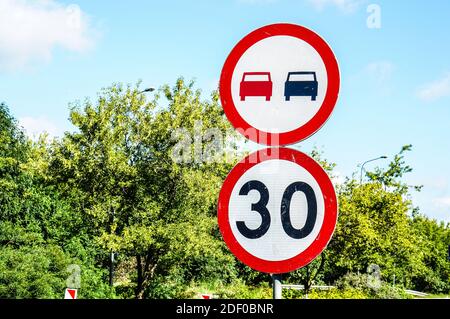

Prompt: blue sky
xmin=1 ymin=0 xmax=449 ymax=222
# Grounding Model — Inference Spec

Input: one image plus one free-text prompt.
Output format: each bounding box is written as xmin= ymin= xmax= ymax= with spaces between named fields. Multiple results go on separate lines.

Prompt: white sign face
xmin=231 ymin=36 xmax=328 ymax=134
xmin=218 ymin=148 xmax=338 ymax=274
xmin=228 ymin=158 xmax=325 ymax=261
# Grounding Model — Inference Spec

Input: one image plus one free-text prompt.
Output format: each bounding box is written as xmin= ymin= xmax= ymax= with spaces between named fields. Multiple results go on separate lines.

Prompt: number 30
xmin=236 ymin=180 xmax=317 ymax=239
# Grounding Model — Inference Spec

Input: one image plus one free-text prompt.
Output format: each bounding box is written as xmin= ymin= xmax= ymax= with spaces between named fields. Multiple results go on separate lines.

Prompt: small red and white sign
xmin=64 ymin=288 xmax=77 ymax=299
xmin=220 ymin=23 xmax=340 ymax=146
xmin=217 ymin=148 xmax=337 ymax=274
xmin=201 ymin=294 xmax=212 ymax=299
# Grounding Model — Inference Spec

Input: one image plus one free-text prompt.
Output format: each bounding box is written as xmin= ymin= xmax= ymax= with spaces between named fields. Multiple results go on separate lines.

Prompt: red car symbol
xmin=240 ymin=72 xmax=272 ymax=101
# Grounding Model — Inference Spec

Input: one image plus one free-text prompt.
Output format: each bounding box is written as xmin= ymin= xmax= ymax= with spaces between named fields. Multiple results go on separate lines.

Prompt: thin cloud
xmin=432 ymin=196 xmax=450 ymax=209
xmin=358 ymin=61 xmax=394 ymax=96
xmin=19 ymin=115 xmax=62 ymax=139
xmin=306 ymin=0 xmax=365 ymax=13
xmin=415 ymin=176 xmax=448 ymax=191
xmin=365 ymin=61 xmax=394 ymax=83
xmin=0 ymin=0 xmax=99 ymax=72
xmin=237 ymin=0 xmax=276 ymax=4
xmin=417 ymin=73 xmax=450 ymax=102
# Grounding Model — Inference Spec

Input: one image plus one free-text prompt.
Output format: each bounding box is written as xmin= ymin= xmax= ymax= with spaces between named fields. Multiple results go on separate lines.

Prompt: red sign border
xmin=219 ymin=23 xmax=340 ymax=146
xmin=217 ymin=148 xmax=338 ymax=274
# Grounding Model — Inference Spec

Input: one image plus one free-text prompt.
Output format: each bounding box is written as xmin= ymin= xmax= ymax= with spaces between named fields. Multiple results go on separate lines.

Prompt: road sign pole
xmin=109 ymin=249 xmax=114 ymax=287
xmin=272 ymin=274 xmax=282 ymax=299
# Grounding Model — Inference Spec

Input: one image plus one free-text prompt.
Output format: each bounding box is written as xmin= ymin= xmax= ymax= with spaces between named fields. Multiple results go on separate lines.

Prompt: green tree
xmin=0 ymin=103 xmax=113 ymax=298
xmin=0 ymin=245 xmax=69 ymax=298
xmin=48 ymin=79 xmax=240 ymax=298
xmin=410 ymin=215 xmax=450 ymax=292
xmin=326 ymin=146 xmax=428 ymax=288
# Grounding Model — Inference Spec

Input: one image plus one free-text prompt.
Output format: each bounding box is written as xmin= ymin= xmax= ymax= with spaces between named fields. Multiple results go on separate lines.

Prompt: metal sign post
xmin=272 ymin=274 xmax=282 ymax=299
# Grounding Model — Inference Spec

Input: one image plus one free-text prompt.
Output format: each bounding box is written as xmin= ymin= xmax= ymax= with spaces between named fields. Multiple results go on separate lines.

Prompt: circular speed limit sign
xmin=217 ymin=148 xmax=338 ymax=274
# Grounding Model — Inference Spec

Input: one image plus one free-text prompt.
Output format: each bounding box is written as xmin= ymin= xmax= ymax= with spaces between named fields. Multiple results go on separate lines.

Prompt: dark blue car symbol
xmin=284 ymin=71 xmax=318 ymax=101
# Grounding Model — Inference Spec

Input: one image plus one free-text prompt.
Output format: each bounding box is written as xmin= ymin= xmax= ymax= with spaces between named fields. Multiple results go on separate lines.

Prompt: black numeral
xmin=281 ymin=182 xmax=317 ymax=239
xmin=236 ymin=180 xmax=316 ymax=239
xmin=236 ymin=180 xmax=271 ymax=239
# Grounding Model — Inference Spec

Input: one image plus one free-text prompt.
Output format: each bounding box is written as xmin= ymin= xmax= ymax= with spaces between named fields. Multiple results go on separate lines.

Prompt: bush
xmin=0 ymin=245 xmax=69 ymax=298
xmin=335 ymin=273 xmax=411 ymax=299
xmin=0 ymin=243 xmax=116 ymax=299
xmin=76 ymin=265 xmax=116 ymax=299
xmin=145 ymin=272 xmax=188 ymax=299
xmin=310 ymin=288 xmax=368 ymax=299
xmin=283 ymin=273 xmax=412 ymax=299
xmin=180 ymin=280 xmax=272 ymax=299
xmin=283 ymin=287 xmax=368 ymax=299
xmin=373 ymin=284 xmax=410 ymax=299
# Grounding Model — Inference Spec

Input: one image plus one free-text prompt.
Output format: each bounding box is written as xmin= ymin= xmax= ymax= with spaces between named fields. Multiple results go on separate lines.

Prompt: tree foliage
xmin=47 ymin=79 xmax=238 ymax=298
xmin=326 ymin=146 xmax=449 ymax=292
xmin=0 ymin=103 xmax=113 ymax=298
xmin=0 ymin=82 xmax=449 ymax=299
